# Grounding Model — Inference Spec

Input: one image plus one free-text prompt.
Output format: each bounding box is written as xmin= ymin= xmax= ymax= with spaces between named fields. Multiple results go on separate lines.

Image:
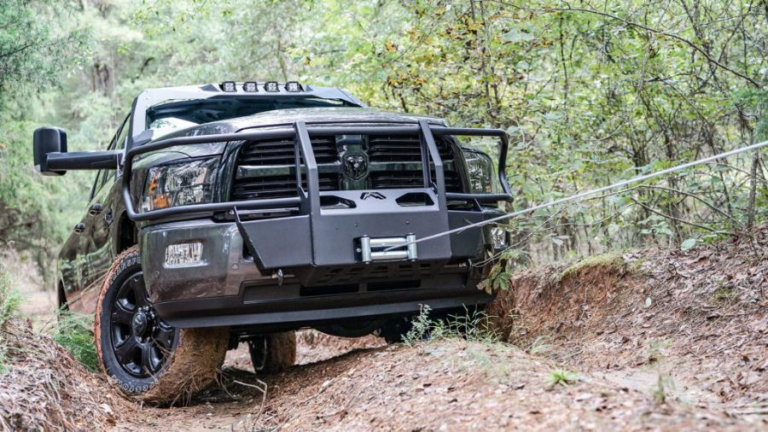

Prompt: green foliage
xmin=3 ymin=0 xmax=768 ymax=283
xmin=0 ymin=265 xmax=20 ymax=329
xmin=557 ymin=252 xmax=626 ymax=282
xmin=680 ymin=238 xmax=697 ymax=251
xmin=53 ymin=312 xmax=99 ymax=372
xmin=548 ymin=369 xmax=578 ymax=387
xmin=401 ymin=305 xmax=499 ymax=346
xmin=0 ymin=0 xmax=89 ymax=107
xmin=433 ymin=307 xmax=500 ymax=344
xmin=0 ymin=264 xmax=21 ymax=373
xmin=402 ymin=304 xmax=433 ymax=346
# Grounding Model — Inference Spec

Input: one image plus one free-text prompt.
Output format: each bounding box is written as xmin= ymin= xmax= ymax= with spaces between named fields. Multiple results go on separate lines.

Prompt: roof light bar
xmin=220 ymin=81 xmax=237 ymax=92
xmin=243 ymin=81 xmax=258 ymax=92
xmin=285 ymin=81 xmax=303 ymax=92
xmin=264 ymin=81 xmax=279 ymax=92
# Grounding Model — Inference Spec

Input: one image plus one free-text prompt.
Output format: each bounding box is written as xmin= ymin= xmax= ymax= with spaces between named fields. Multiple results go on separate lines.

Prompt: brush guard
xmin=122 ymin=120 xmax=512 ymax=271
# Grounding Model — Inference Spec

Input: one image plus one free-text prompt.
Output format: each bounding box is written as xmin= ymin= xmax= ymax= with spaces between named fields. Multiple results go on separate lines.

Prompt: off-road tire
xmin=94 ymin=246 xmax=228 ymax=405
xmin=248 ymin=331 xmax=296 ymax=373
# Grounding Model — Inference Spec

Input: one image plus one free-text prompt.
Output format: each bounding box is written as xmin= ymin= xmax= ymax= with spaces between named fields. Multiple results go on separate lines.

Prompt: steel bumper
xmin=141 ymin=215 xmax=494 ymax=329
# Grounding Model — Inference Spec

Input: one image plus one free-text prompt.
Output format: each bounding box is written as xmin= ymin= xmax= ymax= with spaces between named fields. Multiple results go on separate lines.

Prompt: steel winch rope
xmin=384 ymin=138 xmax=768 ymax=252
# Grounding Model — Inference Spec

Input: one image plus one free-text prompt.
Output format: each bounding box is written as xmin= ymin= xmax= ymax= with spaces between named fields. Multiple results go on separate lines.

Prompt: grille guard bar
xmin=122 ymin=120 xmax=512 ymax=222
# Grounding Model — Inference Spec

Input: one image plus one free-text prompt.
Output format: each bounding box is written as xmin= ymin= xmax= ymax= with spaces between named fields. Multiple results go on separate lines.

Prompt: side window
xmin=89 ymin=170 xmax=103 ymax=201
xmin=115 ymin=114 xmax=132 ymax=150
xmin=99 ymin=114 xmax=131 ymax=189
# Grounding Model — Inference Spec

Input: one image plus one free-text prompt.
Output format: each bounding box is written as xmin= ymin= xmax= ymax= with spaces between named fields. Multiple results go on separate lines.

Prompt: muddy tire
xmin=94 ymin=246 xmax=228 ymax=405
xmin=248 ymin=331 xmax=296 ymax=373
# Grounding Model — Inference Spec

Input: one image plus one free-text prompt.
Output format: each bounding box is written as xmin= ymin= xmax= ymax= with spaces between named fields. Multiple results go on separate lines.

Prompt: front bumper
xmin=141 ymin=210 xmax=497 ymax=330
xmin=131 ymin=120 xmax=512 ymax=330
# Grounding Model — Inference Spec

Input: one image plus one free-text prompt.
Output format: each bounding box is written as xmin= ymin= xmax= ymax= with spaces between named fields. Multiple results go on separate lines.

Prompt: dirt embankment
xmin=488 ymin=232 xmax=768 ymax=416
xmin=0 ymin=321 xmax=133 ymax=430
xmin=4 ymin=229 xmax=768 ymax=430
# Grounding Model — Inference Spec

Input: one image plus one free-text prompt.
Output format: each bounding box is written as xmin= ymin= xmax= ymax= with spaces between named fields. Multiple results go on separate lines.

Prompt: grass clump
xmin=713 ymin=286 xmax=736 ymax=302
xmin=554 ymin=252 xmax=626 ymax=283
xmin=53 ymin=311 xmax=99 ymax=372
xmin=402 ymin=304 xmax=434 ymax=346
xmin=529 ymin=335 xmax=553 ymax=355
xmin=0 ymin=266 xmax=21 ymax=373
xmin=548 ymin=369 xmax=578 ymax=386
xmin=401 ymin=304 xmax=500 ymax=346
xmin=0 ymin=268 xmax=20 ymax=329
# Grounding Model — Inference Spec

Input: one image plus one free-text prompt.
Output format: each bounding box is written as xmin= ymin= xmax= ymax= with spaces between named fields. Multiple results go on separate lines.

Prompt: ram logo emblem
xmin=342 ymin=153 xmax=369 ymax=180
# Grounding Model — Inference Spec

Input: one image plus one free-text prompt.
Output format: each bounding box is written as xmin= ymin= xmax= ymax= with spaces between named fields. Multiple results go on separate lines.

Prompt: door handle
xmin=89 ymin=204 xmax=104 ymax=215
xmin=104 ymin=208 xmax=114 ymax=226
xmin=74 ymin=222 xmax=86 ymax=233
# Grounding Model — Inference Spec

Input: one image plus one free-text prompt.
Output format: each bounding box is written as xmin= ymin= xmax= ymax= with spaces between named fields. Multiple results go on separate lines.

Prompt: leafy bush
xmin=402 ymin=305 xmax=433 ymax=346
xmin=53 ymin=312 xmax=99 ymax=372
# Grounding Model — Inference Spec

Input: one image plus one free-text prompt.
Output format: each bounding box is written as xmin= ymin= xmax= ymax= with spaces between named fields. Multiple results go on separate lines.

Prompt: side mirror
xmin=32 ymin=126 xmax=121 ymax=176
xmin=33 ymin=127 xmax=68 ymax=176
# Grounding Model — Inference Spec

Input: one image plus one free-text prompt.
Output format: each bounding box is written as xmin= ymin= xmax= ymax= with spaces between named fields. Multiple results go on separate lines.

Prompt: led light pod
xmin=264 ymin=81 xmax=279 ymax=92
xmin=243 ymin=81 xmax=258 ymax=92
xmin=285 ymin=81 xmax=303 ymax=92
xmin=220 ymin=81 xmax=237 ymax=92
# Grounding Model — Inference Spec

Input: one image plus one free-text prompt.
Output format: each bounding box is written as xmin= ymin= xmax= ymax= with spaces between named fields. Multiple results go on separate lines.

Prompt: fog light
xmin=490 ymin=227 xmax=509 ymax=251
xmin=165 ymin=242 xmax=204 ymax=268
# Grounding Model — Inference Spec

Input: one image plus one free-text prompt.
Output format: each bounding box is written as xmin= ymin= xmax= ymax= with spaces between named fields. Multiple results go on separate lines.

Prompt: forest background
xmin=2 ymin=0 xmax=768 ymax=286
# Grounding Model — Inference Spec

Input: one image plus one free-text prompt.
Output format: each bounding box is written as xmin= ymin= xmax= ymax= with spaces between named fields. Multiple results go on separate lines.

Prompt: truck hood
xmin=134 ymin=107 xmax=447 ymax=172
xmin=232 ymin=107 xmax=446 ymax=131
xmin=149 ymin=107 xmax=447 ymax=143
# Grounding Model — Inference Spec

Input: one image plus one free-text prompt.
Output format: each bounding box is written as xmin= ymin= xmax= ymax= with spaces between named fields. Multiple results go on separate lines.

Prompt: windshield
xmin=147 ymin=96 xmax=360 ymax=138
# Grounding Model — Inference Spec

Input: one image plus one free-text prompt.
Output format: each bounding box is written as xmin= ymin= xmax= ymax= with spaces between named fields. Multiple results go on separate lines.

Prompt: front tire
xmin=94 ymin=246 xmax=228 ymax=404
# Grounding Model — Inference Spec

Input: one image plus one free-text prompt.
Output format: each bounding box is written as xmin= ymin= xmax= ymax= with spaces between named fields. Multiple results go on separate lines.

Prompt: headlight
xmin=462 ymin=149 xmax=500 ymax=194
xmin=141 ymin=158 xmax=217 ymax=212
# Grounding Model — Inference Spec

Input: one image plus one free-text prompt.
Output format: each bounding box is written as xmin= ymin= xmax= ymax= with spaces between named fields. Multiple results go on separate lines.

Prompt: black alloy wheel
xmin=108 ymin=271 xmax=176 ymax=378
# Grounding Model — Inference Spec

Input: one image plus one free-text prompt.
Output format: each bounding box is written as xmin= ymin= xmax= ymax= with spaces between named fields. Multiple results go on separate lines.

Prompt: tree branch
xmin=542 ymin=6 xmax=762 ymax=88
xmin=629 ymin=197 xmax=734 ymax=235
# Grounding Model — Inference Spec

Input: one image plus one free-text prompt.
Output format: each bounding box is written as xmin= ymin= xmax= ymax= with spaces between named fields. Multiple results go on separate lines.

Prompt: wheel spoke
xmin=140 ymin=342 xmax=162 ymax=374
xmin=115 ymin=279 xmax=137 ymax=311
xmin=129 ymin=275 xmax=148 ymax=308
xmin=114 ymin=337 xmax=139 ymax=364
xmin=152 ymin=325 xmax=175 ymax=352
xmin=111 ymin=302 xmax=133 ymax=326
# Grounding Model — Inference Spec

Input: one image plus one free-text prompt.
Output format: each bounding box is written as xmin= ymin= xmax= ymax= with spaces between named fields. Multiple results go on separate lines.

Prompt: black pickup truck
xmin=33 ymin=81 xmax=511 ymax=403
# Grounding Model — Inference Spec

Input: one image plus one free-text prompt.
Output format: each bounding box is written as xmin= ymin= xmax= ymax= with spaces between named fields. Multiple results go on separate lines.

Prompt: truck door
xmin=79 ymin=115 xmax=130 ymax=312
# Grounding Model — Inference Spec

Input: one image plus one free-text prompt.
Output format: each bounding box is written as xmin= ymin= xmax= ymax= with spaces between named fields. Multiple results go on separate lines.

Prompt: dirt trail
xmin=8 ymin=229 xmax=768 ymax=430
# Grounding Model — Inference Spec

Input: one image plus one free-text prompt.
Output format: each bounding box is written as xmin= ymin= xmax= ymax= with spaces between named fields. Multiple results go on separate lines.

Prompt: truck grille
xmin=231 ymin=132 xmax=463 ymax=201
xmin=231 ymin=173 xmax=340 ymax=200
xmin=368 ymin=135 xmax=454 ymax=163
xmin=237 ymin=137 xmax=338 ymax=165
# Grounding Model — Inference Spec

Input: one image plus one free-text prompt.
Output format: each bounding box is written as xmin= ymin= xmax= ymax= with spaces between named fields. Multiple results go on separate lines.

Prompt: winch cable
xmin=384 ymin=138 xmax=768 ymax=252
